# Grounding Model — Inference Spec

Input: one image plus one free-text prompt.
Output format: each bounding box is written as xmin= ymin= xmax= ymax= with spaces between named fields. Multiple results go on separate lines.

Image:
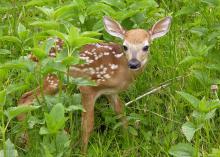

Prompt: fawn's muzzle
xmin=128 ymin=59 xmax=141 ymax=70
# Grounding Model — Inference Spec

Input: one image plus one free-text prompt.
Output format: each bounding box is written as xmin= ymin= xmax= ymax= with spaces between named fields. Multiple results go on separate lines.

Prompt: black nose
xmin=128 ymin=59 xmax=141 ymax=69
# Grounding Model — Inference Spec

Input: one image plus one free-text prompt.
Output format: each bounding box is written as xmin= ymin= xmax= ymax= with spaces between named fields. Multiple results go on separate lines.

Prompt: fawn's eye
xmin=123 ymin=45 xmax=128 ymax=51
xmin=142 ymin=45 xmax=149 ymax=51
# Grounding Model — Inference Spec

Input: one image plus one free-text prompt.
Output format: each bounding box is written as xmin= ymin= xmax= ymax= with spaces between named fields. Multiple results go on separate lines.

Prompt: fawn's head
xmin=103 ymin=16 xmax=172 ymax=70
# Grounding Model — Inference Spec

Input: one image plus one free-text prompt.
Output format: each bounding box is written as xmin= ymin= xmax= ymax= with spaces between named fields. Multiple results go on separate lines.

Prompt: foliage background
xmin=0 ymin=0 xmax=220 ymax=156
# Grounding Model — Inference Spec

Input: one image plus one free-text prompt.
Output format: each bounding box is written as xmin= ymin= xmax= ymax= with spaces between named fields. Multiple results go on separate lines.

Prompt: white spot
xmin=80 ymin=53 xmax=86 ymax=57
xmin=95 ymin=43 xmax=101 ymax=48
xmin=97 ymin=74 xmax=101 ymax=78
xmin=112 ymin=51 xmax=116 ymax=54
xmin=103 ymin=67 xmax=107 ymax=72
xmin=104 ymin=52 xmax=110 ymax=55
xmin=104 ymin=74 xmax=111 ymax=79
xmin=70 ymin=67 xmax=81 ymax=71
xmin=98 ymin=53 xmax=103 ymax=58
xmin=96 ymin=67 xmax=100 ymax=71
xmin=110 ymin=64 xmax=118 ymax=70
xmin=115 ymin=53 xmax=123 ymax=58
xmin=92 ymin=48 xmax=96 ymax=52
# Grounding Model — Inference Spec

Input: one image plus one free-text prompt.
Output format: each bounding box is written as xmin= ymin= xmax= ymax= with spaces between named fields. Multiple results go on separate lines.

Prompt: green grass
xmin=1 ymin=0 xmax=220 ymax=156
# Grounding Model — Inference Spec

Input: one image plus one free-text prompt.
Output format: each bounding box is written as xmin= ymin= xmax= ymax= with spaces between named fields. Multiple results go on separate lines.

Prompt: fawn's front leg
xmin=81 ymin=92 xmax=96 ymax=153
xmin=107 ymin=94 xmax=128 ymax=128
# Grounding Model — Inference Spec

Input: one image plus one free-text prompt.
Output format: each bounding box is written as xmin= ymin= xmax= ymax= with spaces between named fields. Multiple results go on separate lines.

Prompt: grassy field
xmin=0 ymin=0 xmax=220 ymax=156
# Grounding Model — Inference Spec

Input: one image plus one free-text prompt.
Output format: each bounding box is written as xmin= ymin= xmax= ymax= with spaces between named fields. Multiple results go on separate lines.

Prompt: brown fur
xmin=125 ymin=29 xmax=150 ymax=44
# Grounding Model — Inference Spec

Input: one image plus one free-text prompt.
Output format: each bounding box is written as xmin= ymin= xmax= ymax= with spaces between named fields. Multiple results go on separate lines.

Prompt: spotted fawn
xmin=18 ymin=16 xmax=172 ymax=153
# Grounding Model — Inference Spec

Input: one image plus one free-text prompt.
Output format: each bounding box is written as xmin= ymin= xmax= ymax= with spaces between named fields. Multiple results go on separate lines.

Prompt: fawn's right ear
xmin=103 ymin=16 xmax=126 ymax=39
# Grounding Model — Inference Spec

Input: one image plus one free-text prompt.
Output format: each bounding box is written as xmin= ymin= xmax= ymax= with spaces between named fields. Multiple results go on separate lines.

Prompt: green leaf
xmin=0 ymin=139 xmax=18 ymax=157
xmin=0 ymin=90 xmax=6 ymax=106
xmin=0 ymin=36 xmax=22 ymax=45
xmin=18 ymin=23 xmax=28 ymax=40
xmin=70 ymin=77 xmax=96 ymax=86
xmin=71 ymin=37 xmax=101 ymax=48
xmin=201 ymin=0 xmax=220 ymax=6
xmin=61 ymin=56 xmax=80 ymax=66
xmin=128 ymin=126 xmax=138 ymax=136
xmin=28 ymin=116 xmax=44 ymax=129
xmin=182 ymin=122 xmax=196 ymax=142
xmin=169 ymin=143 xmax=195 ymax=157
xmin=67 ymin=26 xmax=80 ymax=45
xmin=45 ymin=38 xmax=55 ymax=54
xmin=205 ymin=110 xmax=216 ymax=120
xmin=47 ymin=30 xmax=68 ymax=41
xmin=66 ymin=105 xmax=85 ymax=112
xmin=65 ymin=94 xmax=83 ymax=111
xmin=25 ymin=0 xmax=54 ymax=7
xmin=5 ymin=105 xmax=40 ymax=120
xmin=36 ymin=6 xmax=54 ymax=17
xmin=54 ymin=4 xmax=77 ymax=20
xmin=190 ymin=27 xmax=208 ymax=36
xmin=30 ymin=21 xmax=59 ymax=29
xmin=177 ymin=91 xmax=200 ymax=109
xmin=207 ymin=100 xmax=220 ymax=111
xmin=45 ymin=103 xmax=66 ymax=134
xmin=208 ymin=147 xmax=220 ymax=157
xmin=55 ymin=131 xmax=70 ymax=154
xmin=179 ymin=56 xmax=203 ymax=65
xmin=175 ymin=6 xmax=197 ymax=17
xmin=81 ymin=31 xmax=102 ymax=37
xmin=39 ymin=126 xmax=49 ymax=135
xmin=198 ymin=97 xmax=208 ymax=112
xmin=0 ymin=61 xmax=29 ymax=71
xmin=0 ymin=49 xmax=11 ymax=55
xmin=193 ymin=70 xmax=211 ymax=87
xmin=32 ymin=48 xmax=47 ymax=59
xmin=42 ymin=144 xmax=53 ymax=157
xmin=6 ymin=84 xmax=27 ymax=95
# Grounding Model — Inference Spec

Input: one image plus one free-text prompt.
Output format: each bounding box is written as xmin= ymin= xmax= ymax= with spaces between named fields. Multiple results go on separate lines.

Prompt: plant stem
xmin=1 ymin=107 xmax=6 ymax=157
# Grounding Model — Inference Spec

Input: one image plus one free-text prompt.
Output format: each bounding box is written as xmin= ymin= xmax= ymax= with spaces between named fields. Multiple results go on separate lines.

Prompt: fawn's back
xmin=70 ymin=43 xmax=136 ymax=95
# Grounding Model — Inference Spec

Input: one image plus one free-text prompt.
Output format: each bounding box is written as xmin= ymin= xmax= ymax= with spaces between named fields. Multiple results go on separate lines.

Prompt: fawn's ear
xmin=103 ymin=16 xmax=126 ymax=39
xmin=149 ymin=16 xmax=172 ymax=40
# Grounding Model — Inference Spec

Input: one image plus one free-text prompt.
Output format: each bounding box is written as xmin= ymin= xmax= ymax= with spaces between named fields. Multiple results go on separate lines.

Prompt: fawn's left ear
xmin=149 ymin=16 xmax=172 ymax=40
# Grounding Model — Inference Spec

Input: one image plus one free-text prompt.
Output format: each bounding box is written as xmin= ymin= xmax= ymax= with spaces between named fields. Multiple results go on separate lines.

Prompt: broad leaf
xmin=169 ymin=143 xmax=195 ymax=157
xmin=177 ymin=91 xmax=200 ymax=109
xmin=0 ymin=49 xmax=11 ymax=55
xmin=0 ymin=36 xmax=22 ymax=45
xmin=47 ymin=30 xmax=68 ymax=41
xmin=0 ymin=139 xmax=18 ymax=157
xmin=45 ymin=103 xmax=66 ymax=134
xmin=18 ymin=23 xmax=28 ymax=40
xmin=70 ymin=77 xmax=96 ymax=86
xmin=128 ymin=126 xmax=138 ymax=136
xmin=32 ymin=47 xmax=47 ymax=59
xmin=182 ymin=122 xmax=196 ymax=142
xmin=81 ymin=31 xmax=102 ymax=37
xmin=30 ymin=21 xmax=59 ymax=29
xmin=5 ymin=105 xmax=40 ymax=120
xmin=61 ymin=56 xmax=80 ymax=66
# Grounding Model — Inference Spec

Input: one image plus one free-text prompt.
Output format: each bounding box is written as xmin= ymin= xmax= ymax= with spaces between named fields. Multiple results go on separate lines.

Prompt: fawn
xmin=18 ymin=16 xmax=172 ymax=153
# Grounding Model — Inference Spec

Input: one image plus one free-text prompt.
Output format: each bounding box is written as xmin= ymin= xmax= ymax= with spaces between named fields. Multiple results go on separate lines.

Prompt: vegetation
xmin=0 ymin=0 xmax=220 ymax=156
